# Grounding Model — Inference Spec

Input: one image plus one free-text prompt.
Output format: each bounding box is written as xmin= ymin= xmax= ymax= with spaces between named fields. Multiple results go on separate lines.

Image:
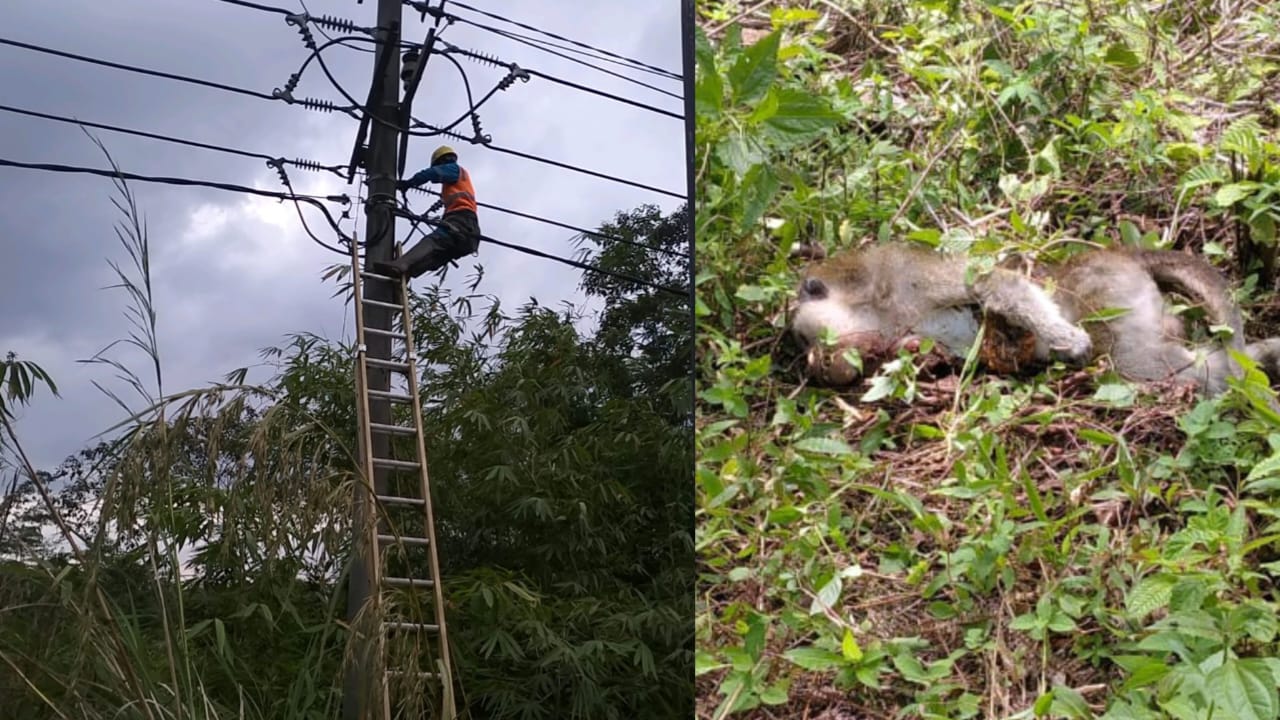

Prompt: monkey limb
xmin=792 ymin=244 xmax=1091 ymax=385
xmin=792 ymin=243 xmax=1280 ymax=396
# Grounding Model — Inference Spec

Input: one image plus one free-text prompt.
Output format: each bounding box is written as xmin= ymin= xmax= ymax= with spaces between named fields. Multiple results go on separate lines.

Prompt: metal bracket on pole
xmin=346 ymin=23 xmax=399 ymax=183
xmin=396 ymin=17 xmax=442 ymax=179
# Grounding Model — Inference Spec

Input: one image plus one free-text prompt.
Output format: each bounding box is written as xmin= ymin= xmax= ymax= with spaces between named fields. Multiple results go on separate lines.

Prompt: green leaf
xmin=794 ymin=437 xmax=855 ymax=456
xmin=1215 ymin=182 xmax=1260 ymax=207
xmin=1048 ymin=684 xmax=1094 ymax=719
xmin=784 ymin=646 xmax=843 ymax=671
xmin=1250 ymin=212 xmax=1276 ymax=249
xmin=762 ymin=89 xmax=843 ymax=143
xmin=1205 ymin=659 xmax=1278 ymax=720
xmin=759 ymin=681 xmax=789 ymax=705
xmin=841 ymin=628 xmax=863 ymax=662
xmin=728 ymin=30 xmax=781 ymax=104
xmin=768 ymin=505 xmax=803 ymax=525
xmin=1093 ymin=382 xmax=1135 ymax=407
xmin=735 ymin=284 xmax=769 ymax=302
xmin=696 ymin=650 xmax=728 ymax=676
xmin=696 ymin=66 xmax=724 ymax=118
xmin=715 ymin=132 xmax=766 ymax=177
xmin=738 ymin=163 xmax=781 ymax=232
xmin=214 ymin=618 xmax=228 ymax=658
xmin=1104 ymin=42 xmax=1142 ymax=69
xmin=810 ymin=575 xmax=842 ymax=615
xmin=1126 ymin=575 xmax=1175 ymax=619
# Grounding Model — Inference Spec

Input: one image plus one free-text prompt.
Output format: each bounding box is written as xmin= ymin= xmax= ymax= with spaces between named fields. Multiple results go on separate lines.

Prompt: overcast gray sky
xmin=0 ymin=0 xmax=686 ymax=470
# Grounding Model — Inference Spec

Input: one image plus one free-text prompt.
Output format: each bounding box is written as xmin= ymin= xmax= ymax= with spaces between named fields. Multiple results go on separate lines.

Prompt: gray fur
xmin=791 ymin=243 xmax=1280 ymax=396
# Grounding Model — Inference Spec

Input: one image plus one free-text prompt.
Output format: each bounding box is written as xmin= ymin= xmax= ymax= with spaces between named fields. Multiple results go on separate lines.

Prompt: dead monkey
xmin=790 ymin=243 xmax=1280 ymax=396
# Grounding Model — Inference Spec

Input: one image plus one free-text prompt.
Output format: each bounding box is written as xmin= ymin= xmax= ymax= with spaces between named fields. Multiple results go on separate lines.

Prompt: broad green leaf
xmin=1104 ymin=43 xmax=1142 ymax=69
xmin=794 ymin=436 xmax=855 ymax=456
xmin=762 ymin=89 xmax=843 ymax=143
xmin=738 ymin=163 xmax=781 ymax=232
xmin=1049 ymin=684 xmax=1094 ymax=719
xmin=715 ymin=132 xmax=766 ymax=176
xmin=696 ymin=66 xmax=724 ymax=118
xmin=810 ymin=575 xmax=842 ymax=615
xmin=1215 ymin=182 xmax=1260 ymax=207
xmin=767 ymin=505 xmax=803 ymax=525
xmin=1204 ymin=659 xmax=1278 ymax=720
xmin=1126 ymin=575 xmax=1175 ymax=619
xmin=759 ymin=681 xmax=789 ymax=705
xmin=728 ymin=30 xmax=781 ymax=104
xmin=696 ymin=650 xmax=728 ymax=675
xmin=783 ymin=646 xmax=843 ymax=671
xmin=735 ymin=284 xmax=769 ymax=302
xmin=841 ymin=628 xmax=863 ymax=662
xmin=1250 ymin=212 xmax=1276 ymax=249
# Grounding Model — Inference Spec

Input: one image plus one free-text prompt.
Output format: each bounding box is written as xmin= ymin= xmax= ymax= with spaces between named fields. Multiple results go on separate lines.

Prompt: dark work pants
xmin=395 ymin=210 xmax=481 ymax=278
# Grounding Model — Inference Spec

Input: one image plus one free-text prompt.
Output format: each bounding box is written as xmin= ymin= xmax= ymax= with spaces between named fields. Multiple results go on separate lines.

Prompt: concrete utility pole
xmin=344 ymin=0 xmax=402 ymax=716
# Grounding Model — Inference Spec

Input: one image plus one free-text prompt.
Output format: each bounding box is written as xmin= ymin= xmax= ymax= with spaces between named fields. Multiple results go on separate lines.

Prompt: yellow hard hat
xmin=431 ymin=145 xmax=457 ymax=164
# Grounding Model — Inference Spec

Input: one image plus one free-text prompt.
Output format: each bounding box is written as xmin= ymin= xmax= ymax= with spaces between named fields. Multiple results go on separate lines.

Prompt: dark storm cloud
xmin=1 ymin=0 xmax=685 ymax=469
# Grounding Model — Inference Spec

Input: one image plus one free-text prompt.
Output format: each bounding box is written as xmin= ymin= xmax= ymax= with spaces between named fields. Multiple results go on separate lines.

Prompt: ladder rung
xmin=361 ymin=298 xmax=403 ymax=311
xmin=364 ymin=326 xmax=407 ymax=341
xmin=359 ymin=270 xmax=400 ymax=283
xmin=377 ymin=534 xmax=430 ymax=547
xmin=375 ymin=494 xmax=424 ymax=508
xmin=384 ymin=620 xmax=440 ymax=633
xmin=369 ymin=422 xmax=416 ymax=436
xmin=368 ymin=389 xmax=413 ymax=403
xmin=384 ymin=577 xmax=435 ymax=589
xmin=372 ymin=457 xmax=420 ymax=471
xmin=364 ymin=358 xmax=411 ymax=373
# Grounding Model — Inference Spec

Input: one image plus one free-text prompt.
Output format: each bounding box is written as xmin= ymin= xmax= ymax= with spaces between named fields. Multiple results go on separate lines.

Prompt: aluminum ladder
xmin=350 ymin=240 xmax=456 ymax=720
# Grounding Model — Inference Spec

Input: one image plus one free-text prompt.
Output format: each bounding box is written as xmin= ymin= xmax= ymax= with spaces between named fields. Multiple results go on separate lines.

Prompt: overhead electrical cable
xmin=0 ymin=36 xmax=357 ymax=117
xmin=1 ymin=35 xmax=678 ymax=198
xmin=0 ymin=103 xmax=345 ymax=176
xmin=419 ymin=0 xmax=682 ymax=80
xmin=406 ymin=187 xmax=688 ymax=260
xmin=396 ymin=209 xmax=686 ymax=298
xmin=5 ymin=99 xmax=677 ymax=258
xmin=0 ymin=157 xmax=352 ymax=254
xmin=280 ymin=36 xmax=685 ymax=198
xmin=440 ymin=18 xmax=683 ymax=101
xmin=437 ymin=41 xmax=681 ymax=119
xmin=456 ymin=21 xmax=677 ymax=80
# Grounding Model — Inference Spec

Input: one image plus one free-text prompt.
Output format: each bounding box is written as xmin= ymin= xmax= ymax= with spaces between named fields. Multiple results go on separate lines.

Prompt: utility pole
xmin=344 ymin=0 xmax=402 ymax=716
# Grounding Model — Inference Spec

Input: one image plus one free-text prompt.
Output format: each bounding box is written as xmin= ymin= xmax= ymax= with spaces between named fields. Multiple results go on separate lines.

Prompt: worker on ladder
xmin=375 ymin=145 xmax=481 ymax=278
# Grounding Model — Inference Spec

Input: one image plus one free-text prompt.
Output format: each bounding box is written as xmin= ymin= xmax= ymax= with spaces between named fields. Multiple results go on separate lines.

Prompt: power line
xmin=521 ymin=65 xmax=681 ymax=120
xmin=211 ymin=0 xmax=293 ymax=17
xmin=0 ymin=103 xmax=345 ymax=176
xmin=406 ymin=187 xmax=688 ymax=260
xmin=417 ymin=124 xmax=685 ymax=200
xmin=0 ymin=36 xmax=355 ymax=115
xmin=0 ymin=157 xmax=352 ymax=254
xmin=213 ymin=0 xmax=370 ymax=36
xmin=456 ymin=19 xmax=677 ymax=81
xmin=423 ymin=0 xmax=682 ymax=80
xmin=437 ymin=41 xmax=681 ymax=119
xmin=442 ymin=17 xmax=683 ymax=101
xmin=3 ymin=98 xmax=682 ymax=259
xmin=398 ymin=211 xmax=686 ymax=298
xmin=281 ymin=35 xmax=685 ymax=199
xmin=483 ymin=234 xmax=686 ymax=298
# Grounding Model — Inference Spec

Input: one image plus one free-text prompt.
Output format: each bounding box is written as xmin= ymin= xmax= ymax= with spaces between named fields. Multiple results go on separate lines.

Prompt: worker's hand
xmin=395 ymin=179 xmax=412 ymax=193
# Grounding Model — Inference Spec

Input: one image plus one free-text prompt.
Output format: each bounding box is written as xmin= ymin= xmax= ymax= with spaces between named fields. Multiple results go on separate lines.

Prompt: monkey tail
xmin=1130 ymin=249 xmax=1245 ymax=347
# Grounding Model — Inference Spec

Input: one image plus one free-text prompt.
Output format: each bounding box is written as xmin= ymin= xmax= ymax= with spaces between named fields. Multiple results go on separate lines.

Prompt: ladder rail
xmin=351 ymin=242 xmax=454 ymax=720
xmin=350 ymin=238 xmax=390 ymax=715
xmin=399 ymin=279 xmax=457 ymax=718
